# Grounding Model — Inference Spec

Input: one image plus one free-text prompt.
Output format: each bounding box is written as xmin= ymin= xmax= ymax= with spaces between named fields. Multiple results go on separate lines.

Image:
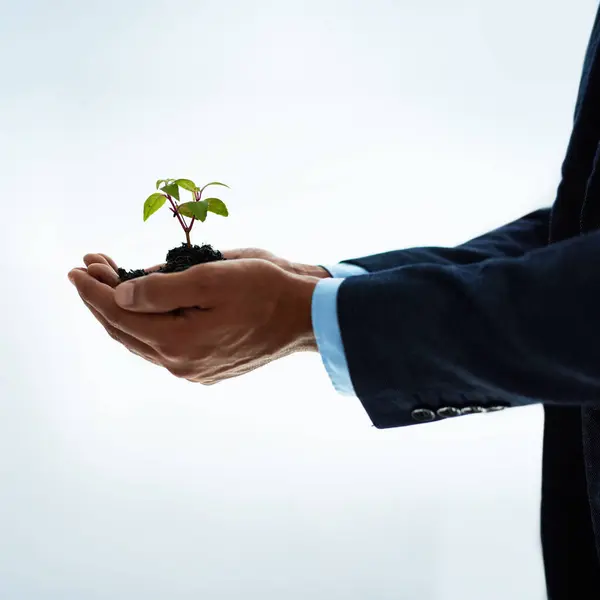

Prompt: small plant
xmin=144 ymin=178 xmax=230 ymax=247
xmin=117 ymin=177 xmax=231 ymax=282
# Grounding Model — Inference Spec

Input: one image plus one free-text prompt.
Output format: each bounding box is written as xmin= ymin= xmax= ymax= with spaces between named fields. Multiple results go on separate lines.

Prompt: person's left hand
xmin=68 ymin=257 xmax=320 ymax=384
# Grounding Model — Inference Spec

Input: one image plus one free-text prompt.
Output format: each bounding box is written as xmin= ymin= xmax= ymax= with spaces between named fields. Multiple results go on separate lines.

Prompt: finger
xmin=220 ymin=248 xmax=266 ymax=260
xmin=220 ymin=248 xmax=244 ymax=259
xmin=83 ymin=253 xmax=120 ymax=275
xmin=99 ymin=254 xmax=119 ymax=272
xmin=68 ymin=269 xmax=175 ymax=343
xmin=82 ymin=300 xmax=161 ymax=364
xmin=112 ymin=262 xmax=223 ymax=313
xmin=83 ymin=253 xmax=112 ymax=268
xmin=144 ymin=263 xmax=165 ymax=274
xmin=85 ymin=253 xmax=163 ymax=276
xmin=87 ymin=263 xmax=121 ymax=287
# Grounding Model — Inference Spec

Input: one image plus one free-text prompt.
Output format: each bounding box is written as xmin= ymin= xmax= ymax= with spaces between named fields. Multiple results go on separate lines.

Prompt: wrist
xmin=280 ymin=272 xmax=320 ymax=354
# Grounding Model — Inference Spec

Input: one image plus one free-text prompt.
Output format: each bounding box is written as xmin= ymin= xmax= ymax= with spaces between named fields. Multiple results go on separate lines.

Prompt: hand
xmin=68 ymin=258 xmax=320 ymax=384
xmin=72 ymin=253 xmax=161 ymax=365
xmin=79 ymin=253 xmax=160 ymax=288
xmin=221 ymin=247 xmax=332 ymax=279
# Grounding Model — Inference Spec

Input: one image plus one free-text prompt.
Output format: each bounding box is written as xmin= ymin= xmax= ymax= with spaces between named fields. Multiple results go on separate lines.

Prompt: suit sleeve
xmin=319 ymin=208 xmax=550 ymax=274
xmin=335 ymin=229 xmax=600 ymax=429
xmin=311 ymin=207 xmax=551 ymax=401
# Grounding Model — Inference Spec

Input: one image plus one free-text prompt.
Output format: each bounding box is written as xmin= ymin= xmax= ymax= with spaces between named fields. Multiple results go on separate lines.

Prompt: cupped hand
xmin=68 ymin=257 xmax=319 ymax=384
xmin=71 ymin=253 xmax=164 ymax=365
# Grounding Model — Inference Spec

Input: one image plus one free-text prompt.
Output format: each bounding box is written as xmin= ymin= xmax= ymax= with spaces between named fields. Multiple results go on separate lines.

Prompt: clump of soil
xmin=117 ymin=243 xmax=226 ymax=283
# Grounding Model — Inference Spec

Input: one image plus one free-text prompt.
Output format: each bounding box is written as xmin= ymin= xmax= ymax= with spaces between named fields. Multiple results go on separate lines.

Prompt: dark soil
xmin=117 ymin=243 xmax=226 ymax=283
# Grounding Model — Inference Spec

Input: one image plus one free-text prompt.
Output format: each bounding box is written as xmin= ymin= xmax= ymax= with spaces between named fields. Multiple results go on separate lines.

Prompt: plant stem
xmin=187 ymin=188 xmax=201 ymax=236
xmin=166 ymin=194 xmax=190 ymax=242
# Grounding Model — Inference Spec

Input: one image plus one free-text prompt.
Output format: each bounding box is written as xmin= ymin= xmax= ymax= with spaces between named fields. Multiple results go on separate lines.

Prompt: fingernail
xmin=68 ymin=271 xmax=76 ymax=285
xmin=115 ymin=282 xmax=135 ymax=307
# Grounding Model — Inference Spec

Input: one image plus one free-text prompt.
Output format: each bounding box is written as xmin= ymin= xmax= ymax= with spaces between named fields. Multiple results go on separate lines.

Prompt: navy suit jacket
xmin=331 ymin=6 xmax=600 ymax=599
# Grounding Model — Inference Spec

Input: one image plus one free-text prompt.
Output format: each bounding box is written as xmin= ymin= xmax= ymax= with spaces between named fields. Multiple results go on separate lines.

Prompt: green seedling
xmin=143 ymin=178 xmax=230 ymax=247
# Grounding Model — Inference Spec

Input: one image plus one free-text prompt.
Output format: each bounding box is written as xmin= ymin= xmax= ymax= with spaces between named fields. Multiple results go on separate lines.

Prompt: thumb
xmin=114 ymin=268 xmax=217 ymax=313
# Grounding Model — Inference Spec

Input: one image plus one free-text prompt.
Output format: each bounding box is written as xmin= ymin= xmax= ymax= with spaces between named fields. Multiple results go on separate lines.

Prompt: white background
xmin=1 ymin=0 xmax=597 ymax=598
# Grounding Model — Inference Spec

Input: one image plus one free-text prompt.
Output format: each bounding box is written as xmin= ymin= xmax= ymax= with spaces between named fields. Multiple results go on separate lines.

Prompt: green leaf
xmin=206 ymin=197 xmax=229 ymax=217
xmin=161 ymin=182 xmax=180 ymax=201
xmin=199 ymin=181 xmax=230 ymax=194
xmin=178 ymin=200 xmax=208 ymax=222
xmin=155 ymin=178 xmax=174 ymax=189
xmin=174 ymin=178 xmax=197 ymax=192
xmin=143 ymin=193 xmax=167 ymax=221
